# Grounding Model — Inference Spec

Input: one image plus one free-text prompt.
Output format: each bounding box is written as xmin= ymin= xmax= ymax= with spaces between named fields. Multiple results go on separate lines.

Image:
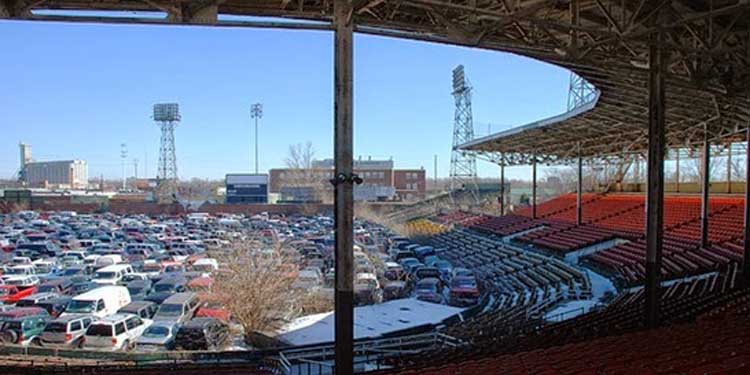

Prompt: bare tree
xmin=212 ymin=241 xmax=298 ymax=336
xmin=283 ymin=142 xmax=330 ymax=206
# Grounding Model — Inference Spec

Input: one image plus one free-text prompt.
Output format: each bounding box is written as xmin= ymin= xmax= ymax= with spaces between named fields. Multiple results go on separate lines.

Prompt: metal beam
xmin=500 ymin=157 xmax=505 ymax=215
xmin=675 ymin=149 xmax=680 ymax=192
xmin=727 ymin=142 xmax=732 ymax=194
xmin=532 ymin=153 xmax=537 ymax=219
xmin=645 ymin=28 xmax=665 ymax=329
xmin=701 ymin=132 xmax=710 ymax=248
xmin=577 ymin=142 xmax=583 ymax=226
xmin=333 ymin=0 xmax=354 ymax=373
xmin=744 ymin=127 xmax=750 ymax=285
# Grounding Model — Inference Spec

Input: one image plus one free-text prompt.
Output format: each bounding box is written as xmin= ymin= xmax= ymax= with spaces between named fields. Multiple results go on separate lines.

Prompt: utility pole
xmin=251 ymin=103 xmax=263 ymax=174
xmin=133 ymin=159 xmax=139 ymax=181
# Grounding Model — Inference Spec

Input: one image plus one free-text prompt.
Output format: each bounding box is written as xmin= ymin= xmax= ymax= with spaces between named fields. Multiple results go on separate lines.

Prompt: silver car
xmin=135 ymin=322 xmax=178 ymax=351
xmin=37 ymin=315 xmax=93 ymax=348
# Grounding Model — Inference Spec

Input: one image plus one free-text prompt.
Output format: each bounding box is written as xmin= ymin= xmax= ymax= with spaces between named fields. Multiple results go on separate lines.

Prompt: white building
xmin=24 ymin=160 xmax=88 ymax=189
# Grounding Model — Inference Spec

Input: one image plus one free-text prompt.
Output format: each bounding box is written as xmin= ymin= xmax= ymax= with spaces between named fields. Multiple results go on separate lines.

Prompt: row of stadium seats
xmin=386 ymin=266 xmax=746 ymax=374
xmin=382 ymin=297 xmax=750 ymax=375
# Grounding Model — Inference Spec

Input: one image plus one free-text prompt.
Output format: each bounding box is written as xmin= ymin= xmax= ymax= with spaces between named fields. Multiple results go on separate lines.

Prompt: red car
xmin=448 ymin=276 xmax=481 ymax=307
xmin=0 ymin=285 xmax=38 ymax=304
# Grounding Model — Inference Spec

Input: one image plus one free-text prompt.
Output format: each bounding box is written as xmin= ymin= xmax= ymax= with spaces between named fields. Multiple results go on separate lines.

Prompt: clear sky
xmin=0 ymin=19 xmax=570 ymax=181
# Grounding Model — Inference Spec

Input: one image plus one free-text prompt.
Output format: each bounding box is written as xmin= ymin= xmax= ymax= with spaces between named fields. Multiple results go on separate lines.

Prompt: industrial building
xmin=269 ymin=158 xmax=425 ymax=202
xmin=18 ymin=143 xmax=88 ymax=189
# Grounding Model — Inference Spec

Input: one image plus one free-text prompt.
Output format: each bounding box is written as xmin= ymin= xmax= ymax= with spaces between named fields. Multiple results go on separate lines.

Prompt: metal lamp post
xmin=251 ymin=103 xmax=263 ymax=174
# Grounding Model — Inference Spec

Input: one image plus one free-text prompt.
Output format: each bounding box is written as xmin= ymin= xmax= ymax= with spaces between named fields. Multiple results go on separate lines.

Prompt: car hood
xmin=136 ymin=336 xmax=172 ymax=345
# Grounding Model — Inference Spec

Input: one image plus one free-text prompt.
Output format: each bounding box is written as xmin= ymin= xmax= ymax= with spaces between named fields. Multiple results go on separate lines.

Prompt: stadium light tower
xmin=120 ymin=143 xmax=128 ymax=191
xmin=153 ymin=103 xmax=181 ymax=202
xmin=449 ymin=65 xmax=479 ymax=203
xmin=251 ymin=103 xmax=263 ymax=174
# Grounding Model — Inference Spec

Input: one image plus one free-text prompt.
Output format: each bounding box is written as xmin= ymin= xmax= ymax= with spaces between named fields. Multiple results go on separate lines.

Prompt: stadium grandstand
xmin=4 ymin=1 xmax=750 ymax=375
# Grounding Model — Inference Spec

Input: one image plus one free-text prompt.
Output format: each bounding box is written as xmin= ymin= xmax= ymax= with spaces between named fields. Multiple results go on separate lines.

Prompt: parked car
xmin=118 ymin=301 xmax=158 ymax=320
xmin=0 ymin=285 xmax=37 ymax=304
xmin=145 ymin=277 xmax=187 ymax=305
xmin=36 ymin=296 xmax=73 ymax=318
xmin=125 ymin=279 xmax=152 ymax=301
xmin=354 ymin=273 xmax=382 ymax=305
xmin=0 ymin=315 xmax=48 ymax=345
xmin=37 ymin=278 xmax=74 ymax=295
xmin=62 ymin=286 xmax=131 ymax=319
xmin=153 ymin=292 xmax=199 ymax=323
xmin=15 ymin=292 xmax=60 ymax=308
xmin=92 ymin=264 xmax=134 ymax=285
xmin=415 ymin=278 xmax=443 ymax=304
xmin=448 ymin=276 xmax=481 ymax=307
xmin=383 ymin=262 xmax=405 ymax=281
xmin=0 ymin=307 xmax=49 ymax=324
xmin=135 ymin=322 xmax=179 ymax=351
xmin=173 ymin=317 xmax=229 ymax=351
xmin=37 ymin=315 xmax=93 ymax=348
xmin=383 ymin=281 xmax=410 ymax=301
xmin=83 ymin=313 xmax=152 ymax=351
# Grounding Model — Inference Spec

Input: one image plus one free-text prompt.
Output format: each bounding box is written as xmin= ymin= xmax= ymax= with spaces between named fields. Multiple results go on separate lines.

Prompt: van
xmin=153 ymin=292 xmax=199 ymax=324
xmin=93 ymin=264 xmax=134 ymax=285
xmin=61 ymin=286 xmax=131 ymax=319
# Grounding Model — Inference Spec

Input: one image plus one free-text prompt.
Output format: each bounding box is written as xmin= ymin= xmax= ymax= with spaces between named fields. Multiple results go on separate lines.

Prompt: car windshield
xmin=143 ymin=325 xmax=170 ymax=338
xmin=95 ymin=272 xmax=116 ymax=279
xmin=5 ymin=268 xmax=27 ymax=275
xmin=38 ymin=285 xmax=57 ymax=293
xmin=63 ymin=269 xmax=82 ymax=276
xmin=154 ymin=284 xmax=176 ymax=293
xmin=86 ymin=324 xmax=112 ymax=336
xmin=417 ymin=283 xmax=436 ymax=292
xmin=157 ymin=304 xmax=183 ymax=316
xmin=127 ymin=286 xmax=145 ymax=294
xmin=66 ymin=300 xmax=95 ymax=313
xmin=44 ymin=322 xmax=67 ymax=332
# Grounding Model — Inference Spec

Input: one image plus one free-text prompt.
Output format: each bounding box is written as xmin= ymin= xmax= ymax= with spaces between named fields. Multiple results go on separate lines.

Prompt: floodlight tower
xmin=153 ymin=103 xmax=181 ymax=202
xmin=567 ymin=72 xmax=597 ymax=111
xmin=449 ymin=65 xmax=479 ymax=203
xmin=120 ymin=143 xmax=128 ymax=191
xmin=251 ymin=103 xmax=263 ymax=174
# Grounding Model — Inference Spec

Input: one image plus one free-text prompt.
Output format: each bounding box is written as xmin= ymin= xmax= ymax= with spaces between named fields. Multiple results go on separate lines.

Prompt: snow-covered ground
xmin=277 ymin=299 xmax=465 ymax=346
xmin=544 ymin=269 xmax=616 ymax=322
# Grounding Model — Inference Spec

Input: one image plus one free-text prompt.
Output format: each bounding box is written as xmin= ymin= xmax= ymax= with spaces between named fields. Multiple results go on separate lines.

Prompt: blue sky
xmin=0 ymin=20 xmax=570 ymax=181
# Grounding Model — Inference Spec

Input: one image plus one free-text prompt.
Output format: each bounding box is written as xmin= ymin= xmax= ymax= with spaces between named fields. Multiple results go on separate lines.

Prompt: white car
xmin=83 ymin=313 xmax=152 ymax=351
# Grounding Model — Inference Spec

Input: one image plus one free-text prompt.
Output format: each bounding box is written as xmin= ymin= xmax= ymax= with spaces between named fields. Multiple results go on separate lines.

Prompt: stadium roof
xmin=4 ymin=1 xmax=750 ymax=166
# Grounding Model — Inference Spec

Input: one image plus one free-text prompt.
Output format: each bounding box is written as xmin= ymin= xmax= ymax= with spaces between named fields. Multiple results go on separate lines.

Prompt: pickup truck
xmin=0 ymin=285 xmax=38 ymax=304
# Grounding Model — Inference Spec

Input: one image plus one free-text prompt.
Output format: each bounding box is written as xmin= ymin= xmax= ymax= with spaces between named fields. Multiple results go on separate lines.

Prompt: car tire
xmin=1 ymin=331 xmax=18 ymax=344
xmin=31 ymin=337 xmax=42 ymax=347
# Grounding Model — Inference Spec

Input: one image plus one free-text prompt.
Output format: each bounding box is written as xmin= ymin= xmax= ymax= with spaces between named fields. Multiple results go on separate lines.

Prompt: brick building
xmin=269 ymin=158 xmax=426 ymax=202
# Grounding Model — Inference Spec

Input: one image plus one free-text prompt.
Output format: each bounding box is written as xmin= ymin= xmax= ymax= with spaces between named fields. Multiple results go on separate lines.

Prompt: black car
xmin=173 ymin=317 xmax=230 ymax=351
xmin=36 ymin=296 xmax=73 ymax=318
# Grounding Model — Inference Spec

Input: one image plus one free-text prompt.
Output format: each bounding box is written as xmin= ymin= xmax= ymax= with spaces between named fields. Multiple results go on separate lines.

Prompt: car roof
xmin=162 ymin=292 xmax=196 ymax=304
xmin=95 ymin=313 xmax=136 ymax=323
xmin=51 ymin=314 xmax=90 ymax=323
xmin=122 ymin=301 xmax=155 ymax=310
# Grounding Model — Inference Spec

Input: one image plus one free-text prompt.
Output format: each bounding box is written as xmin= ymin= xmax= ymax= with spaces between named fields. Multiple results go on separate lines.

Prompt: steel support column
xmin=500 ymin=156 xmax=505 ymax=215
xmin=728 ymin=143 xmax=732 ymax=193
xmin=645 ymin=29 xmax=665 ymax=329
xmin=744 ymin=128 xmax=750 ymax=284
xmin=577 ymin=142 xmax=583 ymax=226
xmin=675 ymin=149 xmax=680 ymax=193
xmin=333 ymin=0 xmax=354 ymax=373
xmin=532 ymin=154 xmax=537 ymax=219
xmin=701 ymin=133 xmax=710 ymax=248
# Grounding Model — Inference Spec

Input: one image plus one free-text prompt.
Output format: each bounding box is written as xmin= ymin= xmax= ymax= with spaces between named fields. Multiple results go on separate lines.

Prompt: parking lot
xmin=0 ymin=211 xmax=473 ymax=353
